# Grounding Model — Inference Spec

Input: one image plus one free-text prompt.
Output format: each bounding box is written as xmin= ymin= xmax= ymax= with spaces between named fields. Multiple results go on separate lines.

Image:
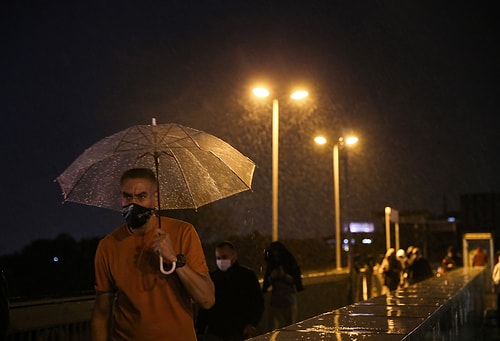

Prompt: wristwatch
xmin=176 ymin=254 xmax=186 ymax=268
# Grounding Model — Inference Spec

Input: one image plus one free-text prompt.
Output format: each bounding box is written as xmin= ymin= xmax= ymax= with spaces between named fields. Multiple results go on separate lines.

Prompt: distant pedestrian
xmin=408 ymin=248 xmax=434 ymax=285
xmin=492 ymin=252 xmax=500 ymax=313
xmin=472 ymin=247 xmax=487 ymax=267
xmin=379 ymin=248 xmax=402 ymax=292
xmin=396 ymin=249 xmax=409 ymax=288
xmin=196 ymin=241 xmax=264 ymax=341
xmin=262 ymin=241 xmax=304 ymax=330
xmin=442 ymin=246 xmax=459 ymax=271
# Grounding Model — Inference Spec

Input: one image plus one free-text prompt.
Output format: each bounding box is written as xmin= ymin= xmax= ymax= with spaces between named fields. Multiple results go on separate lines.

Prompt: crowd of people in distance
xmin=375 ymin=244 xmax=495 ymax=296
xmin=376 ymin=246 xmax=435 ymax=294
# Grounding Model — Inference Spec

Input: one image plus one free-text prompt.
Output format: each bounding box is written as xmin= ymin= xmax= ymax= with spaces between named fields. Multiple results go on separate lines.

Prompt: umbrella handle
xmin=159 ymin=255 xmax=177 ymax=275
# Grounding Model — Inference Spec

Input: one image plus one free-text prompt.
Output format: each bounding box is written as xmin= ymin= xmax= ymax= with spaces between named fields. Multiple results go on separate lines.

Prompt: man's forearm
xmin=176 ymin=266 xmax=215 ymax=309
xmin=91 ymin=293 xmax=113 ymax=341
xmin=91 ymin=316 xmax=110 ymax=341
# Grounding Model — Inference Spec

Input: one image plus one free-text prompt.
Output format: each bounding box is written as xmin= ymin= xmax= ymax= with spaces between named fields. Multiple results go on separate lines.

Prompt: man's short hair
xmin=120 ymin=168 xmax=157 ymax=186
xmin=216 ymin=240 xmax=235 ymax=250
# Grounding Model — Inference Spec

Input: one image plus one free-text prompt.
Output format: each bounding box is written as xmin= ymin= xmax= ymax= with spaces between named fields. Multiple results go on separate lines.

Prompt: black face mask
xmin=122 ymin=203 xmax=154 ymax=229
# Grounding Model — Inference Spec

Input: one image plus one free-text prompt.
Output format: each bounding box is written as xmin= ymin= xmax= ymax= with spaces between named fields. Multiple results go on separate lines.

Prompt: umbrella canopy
xmin=56 ymin=122 xmax=255 ymax=211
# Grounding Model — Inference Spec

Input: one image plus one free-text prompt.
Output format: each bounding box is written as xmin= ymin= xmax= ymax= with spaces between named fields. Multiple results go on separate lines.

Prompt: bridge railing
xmin=7 ymin=295 xmax=94 ymax=341
xmin=6 ymin=267 xmax=486 ymax=340
xmin=248 ymin=267 xmax=486 ymax=340
xmin=6 ymin=270 xmax=350 ymax=340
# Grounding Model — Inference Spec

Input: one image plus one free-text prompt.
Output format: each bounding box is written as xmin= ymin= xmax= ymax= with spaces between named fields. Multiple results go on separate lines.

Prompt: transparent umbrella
xmin=56 ymin=120 xmax=255 ymax=211
xmin=56 ymin=119 xmax=255 ymax=273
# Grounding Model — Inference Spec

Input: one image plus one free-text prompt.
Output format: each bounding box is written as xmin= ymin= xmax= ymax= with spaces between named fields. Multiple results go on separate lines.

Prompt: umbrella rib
xmin=116 ymin=124 xmax=200 ymax=154
xmin=209 ymin=151 xmax=254 ymax=188
xmin=158 ymin=150 xmax=199 ymax=208
xmin=153 ymin=126 xmax=206 ymax=211
xmin=180 ymin=126 xmax=201 ymax=149
xmin=115 ymin=126 xmax=154 ymax=153
xmin=110 ymin=126 xmax=173 ymax=158
xmin=172 ymin=125 xmax=203 ymax=149
xmin=59 ymin=159 xmax=108 ymax=202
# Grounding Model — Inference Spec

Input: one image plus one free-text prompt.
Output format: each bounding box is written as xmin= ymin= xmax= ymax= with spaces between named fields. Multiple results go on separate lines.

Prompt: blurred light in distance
xmin=252 ymin=87 xmax=269 ymax=97
xmin=314 ymin=136 xmax=327 ymax=145
xmin=290 ymin=90 xmax=309 ymax=100
xmin=350 ymin=222 xmax=374 ymax=233
xmin=345 ymin=136 xmax=359 ymax=145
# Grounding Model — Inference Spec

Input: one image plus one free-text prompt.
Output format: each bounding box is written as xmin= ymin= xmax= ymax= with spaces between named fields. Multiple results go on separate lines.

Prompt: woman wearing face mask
xmin=196 ymin=241 xmax=264 ymax=341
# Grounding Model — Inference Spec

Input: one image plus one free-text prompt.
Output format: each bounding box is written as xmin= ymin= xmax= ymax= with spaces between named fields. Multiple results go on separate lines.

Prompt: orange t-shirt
xmin=94 ymin=216 xmax=208 ymax=341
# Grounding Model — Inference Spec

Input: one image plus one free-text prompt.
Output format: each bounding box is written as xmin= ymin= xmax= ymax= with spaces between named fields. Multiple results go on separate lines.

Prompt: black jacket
xmin=408 ymin=257 xmax=434 ymax=284
xmin=196 ymin=261 xmax=264 ymax=340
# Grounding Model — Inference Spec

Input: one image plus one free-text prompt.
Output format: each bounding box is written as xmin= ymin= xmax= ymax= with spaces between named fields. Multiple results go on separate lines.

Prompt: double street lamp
xmin=253 ymin=87 xmax=309 ymax=241
xmin=314 ymin=135 xmax=358 ymax=269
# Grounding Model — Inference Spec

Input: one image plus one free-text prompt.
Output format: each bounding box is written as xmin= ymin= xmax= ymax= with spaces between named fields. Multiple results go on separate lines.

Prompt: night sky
xmin=2 ymin=1 xmax=498 ymax=256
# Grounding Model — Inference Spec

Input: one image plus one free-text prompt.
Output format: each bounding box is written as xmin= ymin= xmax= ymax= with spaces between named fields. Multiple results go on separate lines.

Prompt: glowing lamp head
xmin=290 ymin=90 xmax=309 ymax=100
xmin=345 ymin=136 xmax=359 ymax=145
xmin=314 ymin=136 xmax=327 ymax=145
xmin=252 ymin=87 xmax=270 ymax=98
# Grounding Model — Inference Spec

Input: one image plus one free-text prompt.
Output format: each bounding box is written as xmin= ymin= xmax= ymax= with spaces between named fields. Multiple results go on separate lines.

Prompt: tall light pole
xmin=315 ymin=135 xmax=358 ymax=269
xmin=385 ymin=206 xmax=391 ymax=251
xmin=384 ymin=206 xmax=399 ymax=251
xmin=254 ymin=87 xmax=308 ymax=241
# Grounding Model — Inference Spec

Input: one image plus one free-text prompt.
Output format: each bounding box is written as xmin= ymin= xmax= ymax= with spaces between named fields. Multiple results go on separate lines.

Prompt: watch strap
xmin=176 ymin=254 xmax=186 ymax=268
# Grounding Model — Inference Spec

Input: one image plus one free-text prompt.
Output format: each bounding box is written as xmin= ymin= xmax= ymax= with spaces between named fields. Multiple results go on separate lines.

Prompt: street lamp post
xmin=384 ymin=206 xmax=399 ymax=251
xmin=315 ymin=135 xmax=358 ymax=269
xmin=385 ymin=206 xmax=391 ymax=251
xmin=254 ymin=87 xmax=308 ymax=241
xmin=271 ymin=98 xmax=279 ymax=242
xmin=333 ymin=142 xmax=341 ymax=269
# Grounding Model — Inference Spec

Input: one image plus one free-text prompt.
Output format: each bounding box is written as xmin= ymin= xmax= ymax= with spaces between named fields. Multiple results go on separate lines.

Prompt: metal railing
xmin=5 ymin=270 xmax=350 ymax=341
xmin=6 ymin=267 xmax=486 ymax=341
xmin=7 ymin=295 xmax=94 ymax=341
xmin=248 ymin=267 xmax=487 ymax=340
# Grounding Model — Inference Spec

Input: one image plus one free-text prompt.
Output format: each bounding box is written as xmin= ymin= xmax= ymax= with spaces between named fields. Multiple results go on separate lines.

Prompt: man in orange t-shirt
xmin=91 ymin=168 xmax=215 ymax=341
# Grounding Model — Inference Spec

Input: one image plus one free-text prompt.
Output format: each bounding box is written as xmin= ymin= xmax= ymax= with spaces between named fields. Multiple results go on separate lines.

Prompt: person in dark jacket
xmin=379 ymin=248 xmax=403 ymax=292
xmin=262 ymin=241 xmax=304 ymax=329
xmin=442 ymin=246 xmax=459 ymax=271
xmin=408 ymin=247 xmax=434 ymax=285
xmin=196 ymin=241 xmax=264 ymax=341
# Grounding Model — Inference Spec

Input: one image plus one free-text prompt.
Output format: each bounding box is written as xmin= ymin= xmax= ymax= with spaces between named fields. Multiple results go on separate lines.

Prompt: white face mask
xmin=216 ymin=259 xmax=232 ymax=272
